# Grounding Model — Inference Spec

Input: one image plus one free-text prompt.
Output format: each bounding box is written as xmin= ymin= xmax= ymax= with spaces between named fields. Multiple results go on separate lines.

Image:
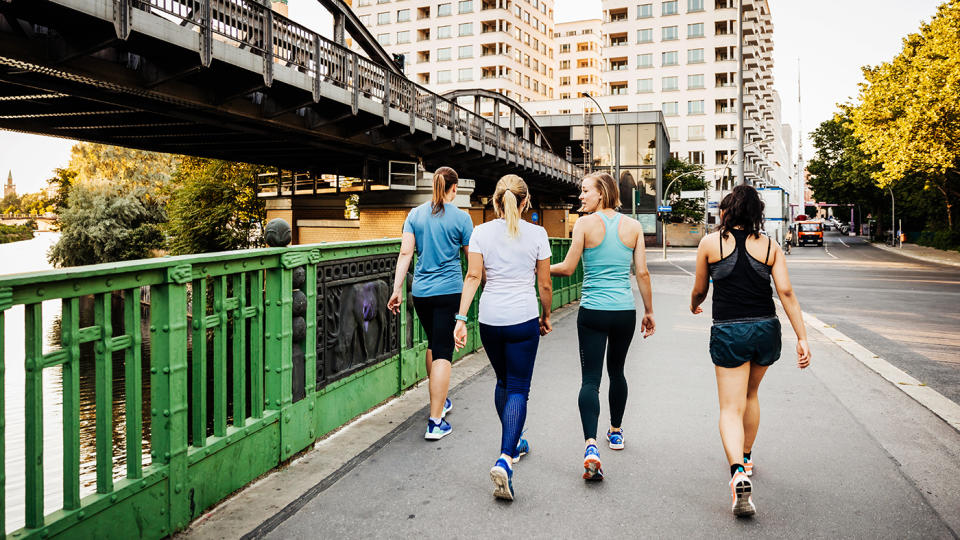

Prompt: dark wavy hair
xmin=719 ymin=185 xmax=765 ymax=239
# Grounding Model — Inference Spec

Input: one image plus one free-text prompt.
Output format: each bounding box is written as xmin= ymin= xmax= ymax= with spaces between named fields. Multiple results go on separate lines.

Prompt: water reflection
xmin=2 ymin=234 xmax=153 ymax=533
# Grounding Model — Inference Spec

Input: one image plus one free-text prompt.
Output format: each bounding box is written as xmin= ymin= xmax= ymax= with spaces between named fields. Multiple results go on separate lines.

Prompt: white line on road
xmin=803 ymin=311 xmax=960 ymax=433
xmin=668 ymin=259 xmax=694 ymax=277
xmin=823 ymin=247 xmax=839 ymax=259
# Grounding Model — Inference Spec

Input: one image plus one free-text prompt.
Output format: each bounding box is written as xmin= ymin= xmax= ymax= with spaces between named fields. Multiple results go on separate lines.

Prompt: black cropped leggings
xmin=577 ymin=308 xmax=637 ymax=441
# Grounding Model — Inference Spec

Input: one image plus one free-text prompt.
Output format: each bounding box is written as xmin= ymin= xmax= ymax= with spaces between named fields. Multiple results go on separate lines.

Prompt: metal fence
xmin=0 ymin=238 xmax=580 ymax=538
xmin=125 ymin=0 xmax=584 ymax=182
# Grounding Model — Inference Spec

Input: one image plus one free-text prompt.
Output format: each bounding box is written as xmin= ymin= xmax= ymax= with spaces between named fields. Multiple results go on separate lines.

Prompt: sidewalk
xmin=873 ymin=241 xmax=960 ymax=267
xmin=186 ymin=275 xmax=960 ymax=539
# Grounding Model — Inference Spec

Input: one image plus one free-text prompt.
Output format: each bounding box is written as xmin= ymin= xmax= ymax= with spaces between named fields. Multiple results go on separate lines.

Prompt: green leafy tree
xmin=851 ymin=0 xmax=960 ymax=228
xmin=68 ymin=142 xmax=179 ymax=201
xmin=48 ymin=182 xmax=166 ymax=267
xmin=662 ymin=157 xmax=707 ymax=224
xmin=1 ymin=193 xmax=20 ymax=214
xmin=46 ymin=167 xmax=78 ymax=213
xmin=165 ymin=158 xmax=268 ymax=255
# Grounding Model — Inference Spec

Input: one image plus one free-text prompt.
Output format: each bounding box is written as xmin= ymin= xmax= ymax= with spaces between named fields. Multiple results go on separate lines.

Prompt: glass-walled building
xmin=534 ymin=111 xmax=670 ymax=244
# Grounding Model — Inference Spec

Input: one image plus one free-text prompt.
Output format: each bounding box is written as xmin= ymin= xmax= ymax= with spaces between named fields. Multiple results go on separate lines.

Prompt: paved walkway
xmin=186 ymin=275 xmax=960 ymax=539
xmin=873 ymin=242 xmax=960 ymax=267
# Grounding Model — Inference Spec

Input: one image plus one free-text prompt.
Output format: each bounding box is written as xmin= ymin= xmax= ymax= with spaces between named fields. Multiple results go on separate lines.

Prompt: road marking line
xmin=823 ymin=247 xmax=839 ymax=259
xmin=837 ymin=237 xmax=850 ymax=247
xmin=668 ymin=259 xmax=694 ymax=277
xmin=802 ymin=311 xmax=960 ymax=433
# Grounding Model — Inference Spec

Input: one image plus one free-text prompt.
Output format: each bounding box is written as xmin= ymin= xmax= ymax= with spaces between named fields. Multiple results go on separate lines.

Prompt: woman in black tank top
xmin=689 ymin=185 xmax=812 ymax=518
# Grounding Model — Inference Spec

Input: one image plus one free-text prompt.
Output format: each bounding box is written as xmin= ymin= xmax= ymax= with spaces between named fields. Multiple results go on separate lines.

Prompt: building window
xmin=688 ymin=73 xmax=705 ymax=89
xmin=688 ymin=23 xmax=704 ymax=38
xmin=438 ymin=25 xmax=452 ymax=38
xmin=688 ymin=150 xmax=704 ymax=164
xmin=360 ymin=14 xmax=371 ymax=26
xmin=662 ymin=76 xmax=679 ymax=91
xmin=662 ymin=0 xmax=678 ymax=15
xmin=668 ymin=126 xmax=679 ymax=139
xmin=688 ymin=0 xmax=704 ymax=11
xmin=397 ymin=30 xmax=410 ymax=43
xmin=438 ymin=3 xmax=452 ymax=16
xmin=662 ymin=51 xmax=679 ymax=65
xmin=637 ymin=3 xmax=653 ymax=18
xmin=663 ymin=102 xmax=679 ymax=116
xmin=396 ymin=8 xmax=410 ymax=22
xmin=459 ymin=0 xmax=473 ymax=13
xmin=638 ymin=102 xmax=655 ymax=111
xmin=459 ymin=22 xmax=474 ymax=36
xmin=560 ymin=76 xmax=571 ymax=86
xmin=417 ymin=6 xmax=430 ymax=19
xmin=637 ymin=28 xmax=653 ymax=43
xmin=637 ymin=53 xmax=653 ymax=68
xmin=560 ymin=93 xmax=571 ymax=100
xmin=377 ymin=12 xmax=390 ymax=24
xmin=438 ymin=70 xmax=452 ymax=83
xmin=610 ymin=82 xmax=628 ymax=95
xmin=560 ymin=60 xmax=570 ymax=69
xmin=417 ymin=28 xmax=430 ymax=41
xmin=359 ymin=0 xmax=371 ymax=5
xmin=637 ymin=78 xmax=653 ymax=93
xmin=459 ymin=45 xmax=473 ymax=58
xmin=610 ymin=105 xmax=628 ymax=112
xmin=688 ymin=100 xmax=705 ymax=114
xmin=662 ymin=26 xmax=678 ymax=41
xmin=688 ymin=48 xmax=705 ymax=63
xmin=560 ymin=43 xmax=571 ymax=53
xmin=688 ymin=125 xmax=705 ymax=140
xmin=437 ymin=47 xmax=451 ymax=60
xmin=459 ymin=67 xmax=473 ymax=81
xmin=377 ymin=33 xmax=391 ymax=45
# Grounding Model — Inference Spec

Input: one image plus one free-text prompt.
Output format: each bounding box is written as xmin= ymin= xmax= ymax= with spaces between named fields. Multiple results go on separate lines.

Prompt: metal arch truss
xmin=440 ymin=88 xmax=554 ymax=153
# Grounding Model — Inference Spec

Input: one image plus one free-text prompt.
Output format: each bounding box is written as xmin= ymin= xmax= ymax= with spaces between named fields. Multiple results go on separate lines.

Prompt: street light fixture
xmin=660 ymin=169 xmax=705 ymax=260
xmin=580 ymin=92 xmax=613 ymax=172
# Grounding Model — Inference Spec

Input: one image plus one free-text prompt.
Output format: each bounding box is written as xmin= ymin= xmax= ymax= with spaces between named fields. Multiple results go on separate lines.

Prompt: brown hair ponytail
xmin=431 ymin=166 xmax=459 ymax=216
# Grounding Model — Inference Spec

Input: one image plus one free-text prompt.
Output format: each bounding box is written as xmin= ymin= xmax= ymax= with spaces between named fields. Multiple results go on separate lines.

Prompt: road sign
xmin=708 ymin=201 xmax=719 ymax=208
xmin=680 ymin=191 xmax=703 ymax=199
xmin=658 ymin=205 xmax=672 ymax=212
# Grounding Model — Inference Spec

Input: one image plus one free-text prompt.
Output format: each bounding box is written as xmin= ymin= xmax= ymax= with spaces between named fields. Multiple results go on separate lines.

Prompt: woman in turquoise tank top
xmin=551 ymin=172 xmax=655 ymax=481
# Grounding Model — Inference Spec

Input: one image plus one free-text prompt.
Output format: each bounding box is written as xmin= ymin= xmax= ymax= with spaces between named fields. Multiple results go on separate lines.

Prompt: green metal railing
xmin=0 ymin=238 xmax=580 ymax=539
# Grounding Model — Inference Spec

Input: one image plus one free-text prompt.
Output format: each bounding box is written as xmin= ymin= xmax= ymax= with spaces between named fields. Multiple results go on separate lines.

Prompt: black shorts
xmin=710 ymin=317 xmax=782 ymax=368
xmin=412 ymin=293 xmax=460 ymax=361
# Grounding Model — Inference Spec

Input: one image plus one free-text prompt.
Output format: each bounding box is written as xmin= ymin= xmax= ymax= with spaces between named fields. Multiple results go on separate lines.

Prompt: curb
xmin=870 ymin=243 xmax=960 ymax=268
xmin=803 ymin=311 xmax=960 ymax=433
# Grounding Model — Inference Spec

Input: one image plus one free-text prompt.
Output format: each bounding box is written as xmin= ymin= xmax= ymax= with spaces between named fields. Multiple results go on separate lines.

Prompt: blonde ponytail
xmin=492 ymin=174 xmax=530 ymax=239
xmin=431 ymin=166 xmax=459 ymax=216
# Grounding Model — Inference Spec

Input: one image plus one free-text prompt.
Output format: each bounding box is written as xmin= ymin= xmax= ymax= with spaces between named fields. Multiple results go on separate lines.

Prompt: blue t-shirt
xmin=402 ymin=202 xmax=474 ymax=297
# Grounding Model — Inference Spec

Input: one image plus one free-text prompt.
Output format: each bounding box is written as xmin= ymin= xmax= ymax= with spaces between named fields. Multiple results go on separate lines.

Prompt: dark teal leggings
xmin=577 ymin=308 xmax=636 ymax=441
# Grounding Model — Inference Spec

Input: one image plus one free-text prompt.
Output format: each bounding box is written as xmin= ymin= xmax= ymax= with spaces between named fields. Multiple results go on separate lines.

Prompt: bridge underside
xmin=0 ymin=0 xmax=579 ymax=196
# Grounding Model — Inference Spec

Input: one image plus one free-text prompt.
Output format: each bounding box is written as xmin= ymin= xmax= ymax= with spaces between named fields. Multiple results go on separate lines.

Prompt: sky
xmin=0 ymin=0 xmax=946 ymax=194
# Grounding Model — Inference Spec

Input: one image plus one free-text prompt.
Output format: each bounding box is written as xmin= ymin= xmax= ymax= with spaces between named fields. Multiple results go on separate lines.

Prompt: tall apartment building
xmin=555 ymin=19 xmax=603 ymax=100
xmin=355 ymin=0 xmax=557 ymax=103
xmin=523 ymin=0 xmax=791 ymax=191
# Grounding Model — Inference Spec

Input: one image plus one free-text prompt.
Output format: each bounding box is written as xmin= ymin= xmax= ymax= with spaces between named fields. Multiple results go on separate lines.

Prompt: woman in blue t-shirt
xmin=388 ymin=166 xmax=474 ymax=440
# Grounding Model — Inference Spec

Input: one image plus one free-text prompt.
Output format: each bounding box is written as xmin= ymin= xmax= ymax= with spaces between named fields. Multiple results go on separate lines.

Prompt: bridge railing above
xmin=129 ymin=0 xmax=584 ymax=182
xmin=0 ymin=238 xmax=580 ymax=538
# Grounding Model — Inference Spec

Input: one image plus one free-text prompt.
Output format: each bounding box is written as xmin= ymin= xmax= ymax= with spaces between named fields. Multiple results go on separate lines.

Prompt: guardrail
xmin=0 ymin=237 xmax=580 ymax=538
xmin=123 ymin=0 xmax=584 ymax=182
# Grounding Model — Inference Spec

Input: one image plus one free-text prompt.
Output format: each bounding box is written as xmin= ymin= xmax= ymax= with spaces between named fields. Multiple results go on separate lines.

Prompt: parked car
xmin=797 ymin=221 xmax=824 ymax=247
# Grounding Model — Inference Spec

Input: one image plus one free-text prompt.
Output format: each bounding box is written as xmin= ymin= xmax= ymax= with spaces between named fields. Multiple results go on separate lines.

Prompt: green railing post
xmin=0 ymin=286 xmax=9 ymax=534
xmin=150 ymin=264 xmax=191 ymax=532
xmin=249 ymin=272 xmax=264 ymax=419
xmin=124 ymin=288 xmax=143 ymax=478
xmin=190 ymin=278 xmax=208 ymax=447
xmin=212 ymin=276 xmax=228 ymax=437
xmin=24 ymin=302 xmax=44 ymax=529
xmin=94 ymin=292 xmax=114 ymax=494
xmin=231 ymin=272 xmax=247 ymax=428
xmin=61 ymin=297 xmax=81 ymax=509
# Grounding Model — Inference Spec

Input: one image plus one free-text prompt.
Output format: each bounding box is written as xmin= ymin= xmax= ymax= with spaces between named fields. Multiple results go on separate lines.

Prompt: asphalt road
xmin=261 ymin=275 xmax=957 ymax=539
xmin=651 ymin=231 xmax=960 ymax=406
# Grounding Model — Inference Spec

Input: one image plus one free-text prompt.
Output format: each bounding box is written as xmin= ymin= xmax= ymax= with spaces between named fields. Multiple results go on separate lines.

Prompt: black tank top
xmin=708 ymin=229 xmax=776 ymax=322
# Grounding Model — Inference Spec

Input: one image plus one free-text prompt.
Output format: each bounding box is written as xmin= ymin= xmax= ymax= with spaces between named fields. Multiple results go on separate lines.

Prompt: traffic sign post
xmin=658 ymin=205 xmax=672 ymax=212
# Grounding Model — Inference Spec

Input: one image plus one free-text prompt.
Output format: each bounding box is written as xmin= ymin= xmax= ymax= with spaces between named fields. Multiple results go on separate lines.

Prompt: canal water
xmin=2 ymin=233 xmax=153 ymax=533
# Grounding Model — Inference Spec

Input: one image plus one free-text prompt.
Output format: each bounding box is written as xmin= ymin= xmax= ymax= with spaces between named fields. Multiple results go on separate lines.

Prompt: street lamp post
xmin=888 ymin=185 xmax=896 ymax=247
xmin=580 ymin=93 xmax=613 ymax=171
xmin=661 ymin=169 xmax=705 ymax=260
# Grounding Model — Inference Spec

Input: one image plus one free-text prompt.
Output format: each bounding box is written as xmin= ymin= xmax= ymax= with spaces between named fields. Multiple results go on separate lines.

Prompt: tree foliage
xmin=851 ymin=0 xmax=960 ymax=227
xmin=48 ymin=182 xmax=166 ymax=267
xmin=46 ymin=167 xmax=78 ymax=213
xmin=67 ymin=143 xmax=179 ymax=200
xmin=663 ymin=157 xmax=707 ymax=223
xmin=165 ymin=158 xmax=268 ymax=255
xmin=1 ymin=191 xmax=55 ymax=215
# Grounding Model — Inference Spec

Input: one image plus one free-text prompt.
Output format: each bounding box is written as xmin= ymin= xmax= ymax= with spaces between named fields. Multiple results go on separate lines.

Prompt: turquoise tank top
xmin=580 ymin=212 xmax=636 ymax=311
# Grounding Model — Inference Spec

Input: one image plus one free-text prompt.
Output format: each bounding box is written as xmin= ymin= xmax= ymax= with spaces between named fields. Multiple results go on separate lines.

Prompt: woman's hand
xmin=387 ymin=289 xmax=402 ymax=315
xmin=690 ymin=305 xmax=702 ymax=315
xmin=539 ymin=314 xmax=552 ymax=336
xmin=454 ymin=320 xmax=468 ymax=350
xmin=796 ymin=339 xmax=811 ymax=369
xmin=640 ymin=312 xmax=656 ymax=338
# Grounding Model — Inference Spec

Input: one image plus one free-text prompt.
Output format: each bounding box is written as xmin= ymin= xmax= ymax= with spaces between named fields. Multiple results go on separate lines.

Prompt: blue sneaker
xmin=606 ymin=428 xmax=624 ymax=450
xmin=490 ymin=457 xmax=515 ymax=500
xmin=513 ymin=437 xmax=530 ymax=463
xmin=583 ymin=444 xmax=603 ymax=481
xmin=441 ymin=398 xmax=453 ymax=419
xmin=424 ymin=418 xmax=452 ymax=440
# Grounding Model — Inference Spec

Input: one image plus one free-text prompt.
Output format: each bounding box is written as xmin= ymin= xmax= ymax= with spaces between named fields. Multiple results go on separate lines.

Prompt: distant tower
xmin=3 ymin=170 xmax=15 ymax=198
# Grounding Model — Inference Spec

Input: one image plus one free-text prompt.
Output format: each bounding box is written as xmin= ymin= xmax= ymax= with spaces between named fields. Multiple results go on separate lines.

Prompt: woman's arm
xmin=769 ymin=245 xmax=811 ymax=369
xmin=550 ymin=218 xmax=586 ymax=277
xmin=536 ymin=257 xmax=553 ymax=336
xmin=387 ymin=232 xmax=416 ymax=314
xmin=632 ymin=223 xmax=655 ymax=338
xmin=453 ymin=251 xmax=484 ymax=350
xmin=690 ymin=234 xmax=711 ymax=314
